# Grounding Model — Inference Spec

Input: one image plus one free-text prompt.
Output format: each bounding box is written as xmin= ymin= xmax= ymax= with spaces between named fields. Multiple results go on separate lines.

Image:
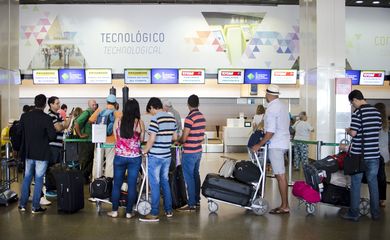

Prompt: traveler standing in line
xmin=374 ymin=102 xmax=389 ymax=208
xmin=139 ymin=97 xmax=177 ymax=222
xmin=58 ymin=104 xmax=67 ymax=121
xmin=341 ymin=90 xmax=382 ymax=221
xmin=252 ymin=104 xmax=265 ymax=132
xmin=45 ymin=96 xmax=73 ymax=198
xmin=18 ymin=94 xmax=56 ymax=213
xmin=252 ymin=85 xmax=290 ymax=214
xmin=107 ymin=99 xmax=145 ymax=219
xmin=292 ymin=111 xmax=314 ymax=170
xmin=163 ymin=100 xmax=182 ymax=136
xmin=177 ymin=94 xmax=206 ymax=212
xmin=74 ymin=99 xmax=98 ymax=183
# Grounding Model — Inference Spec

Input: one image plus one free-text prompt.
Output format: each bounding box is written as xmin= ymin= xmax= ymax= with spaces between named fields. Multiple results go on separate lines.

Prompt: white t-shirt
xmin=264 ymin=99 xmax=290 ymax=149
xmin=252 ymin=114 xmax=264 ymax=126
xmin=293 ymin=120 xmax=314 ymax=141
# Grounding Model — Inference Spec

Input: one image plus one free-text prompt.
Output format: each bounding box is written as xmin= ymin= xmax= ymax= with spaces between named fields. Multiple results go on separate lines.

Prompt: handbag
xmin=344 ymin=110 xmax=366 ymax=175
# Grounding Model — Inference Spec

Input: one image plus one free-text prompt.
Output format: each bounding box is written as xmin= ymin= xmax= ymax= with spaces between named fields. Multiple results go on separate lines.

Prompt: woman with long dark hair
xmin=107 ymin=98 xmax=145 ymax=218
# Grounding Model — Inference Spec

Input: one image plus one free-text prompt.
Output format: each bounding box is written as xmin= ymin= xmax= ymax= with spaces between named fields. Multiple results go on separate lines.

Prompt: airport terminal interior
xmin=1 ymin=0 xmax=390 ymax=240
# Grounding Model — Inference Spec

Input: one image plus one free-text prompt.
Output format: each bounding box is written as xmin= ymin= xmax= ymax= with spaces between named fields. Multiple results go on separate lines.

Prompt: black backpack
xmin=9 ymin=120 xmax=22 ymax=151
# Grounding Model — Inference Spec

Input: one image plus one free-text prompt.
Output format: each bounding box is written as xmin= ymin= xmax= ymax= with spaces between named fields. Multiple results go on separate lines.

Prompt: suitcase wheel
xmin=251 ymin=197 xmax=268 ymax=216
xmin=137 ymin=200 xmax=151 ymax=216
xmin=208 ymin=200 xmax=218 ymax=213
xmin=305 ymin=203 xmax=316 ymax=214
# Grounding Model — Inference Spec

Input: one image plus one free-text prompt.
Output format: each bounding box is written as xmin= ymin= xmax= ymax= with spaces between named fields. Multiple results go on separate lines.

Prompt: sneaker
xmin=40 ymin=197 xmax=52 ymax=206
xmin=32 ymin=207 xmax=47 ymax=214
xmin=195 ymin=203 xmax=201 ymax=209
xmin=88 ymin=197 xmax=97 ymax=202
xmin=165 ymin=212 xmax=173 ymax=218
xmin=18 ymin=206 xmax=26 ymax=212
xmin=177 ymin=205 xmax=196 ymax=212
xmin=340 ymin=213 xmax=359 ymax=222
xmin=107 ymin=211 xmax=118 ymax=218
xmin=45 ymin=191 xmax=57 ymax=198
xmin=28 ymin=196 xmax=33 ymax=202
xmin=139 ymin=214 xmax=159 ymax=222
xmin=126 ymin=212 xmax=135 ymax=219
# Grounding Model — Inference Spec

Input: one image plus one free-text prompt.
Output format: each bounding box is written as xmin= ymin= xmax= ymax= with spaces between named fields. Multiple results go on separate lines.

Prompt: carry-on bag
xmin=169 ymin=165 xmax=187 ymax=209
xmin=292 ymin=181 xmax=320 ymax=203
xmin=321 ymin=183 xmax=350 ymax=206
xmin=90 ymin=176 xmax=113 ymax=199
xmin=55 ymin=168 xmax=84 ymax=213
xmin=303 ymin=164 xmax=325 ymax=192
xmin=312 ymin=157 xmax=339 ymax=175
xmin=233 ymin=160 xmax=260 ymax=183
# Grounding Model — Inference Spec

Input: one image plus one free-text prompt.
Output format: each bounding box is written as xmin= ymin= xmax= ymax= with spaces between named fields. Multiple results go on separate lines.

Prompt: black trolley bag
xmin=202 ymin=173 xmax=253 ymax=206
xmin=55 ymin=168 xmax=84 ymax=213
xmin=169 ymin=165 xmax=188 ymax=209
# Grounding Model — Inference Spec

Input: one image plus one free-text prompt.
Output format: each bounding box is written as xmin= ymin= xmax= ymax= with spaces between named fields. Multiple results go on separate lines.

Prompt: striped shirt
xmin=148 ymin=111 xmax=177 ymax=159
xmin=183 ymin=109 xmax=206 ymax=153
xmin=48 ymin=109 xmax=64 ymax=148
xmin=350 ymin=104 xmax=382 ymax=160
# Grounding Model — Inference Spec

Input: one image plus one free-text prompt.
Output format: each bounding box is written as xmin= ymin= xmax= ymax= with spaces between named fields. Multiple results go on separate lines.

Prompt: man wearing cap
xmin=253 ymin=84 xmax=290 ymax=214
xmin=163 ymin=100 xmax=182 ymax=136
xmin=89 ymin=94 xmax=122 ymax=183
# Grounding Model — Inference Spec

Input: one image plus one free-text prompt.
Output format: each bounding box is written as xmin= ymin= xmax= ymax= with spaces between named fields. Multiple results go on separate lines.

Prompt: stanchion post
xmin=95 ymin=143 xmax=103 ymax=178
xmin=288 ymin=141 xmax=293 ymax=186
xmin=316 ymin=141 xmax=322 ymax=160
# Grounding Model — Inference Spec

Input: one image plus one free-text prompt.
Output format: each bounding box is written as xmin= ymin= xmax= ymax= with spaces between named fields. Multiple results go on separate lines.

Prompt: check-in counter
xmin=223 ymin=126 xmax=252 ymax=152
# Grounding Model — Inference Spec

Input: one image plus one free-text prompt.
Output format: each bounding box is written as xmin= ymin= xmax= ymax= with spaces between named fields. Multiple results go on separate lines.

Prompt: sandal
xmin=269 ymin=207 xmax=290 ymax=215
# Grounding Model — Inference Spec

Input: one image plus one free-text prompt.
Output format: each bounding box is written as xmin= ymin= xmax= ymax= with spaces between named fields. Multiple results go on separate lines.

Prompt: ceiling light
xmin=355 ymin=0 xmax=363 ymax=3
xmin=372 ymin=1 xmax=380 ymax=3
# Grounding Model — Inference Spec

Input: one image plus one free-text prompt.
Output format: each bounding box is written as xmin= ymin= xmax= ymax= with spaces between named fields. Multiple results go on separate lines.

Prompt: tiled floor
xmin=1 ymin=152 xmax=389 ymax=240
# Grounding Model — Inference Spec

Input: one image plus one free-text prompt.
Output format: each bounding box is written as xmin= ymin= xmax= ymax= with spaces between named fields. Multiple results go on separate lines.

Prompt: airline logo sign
xmin=271 ymin=69 xmax=297 ymax=84
xmin=124 ymin=69 xmax=151 ymax=84
xmin=86 ymin=69 xmax=112 ymax=84
xmin=359 ymin=71 xmax=385 ymax=85
xmin=151 ymin=69 xmax=178 ymax=84
xmin=218 ymin=69 xmax=244 ymax=84
xmin=178 ymin=69 xmax=205 ymax=84
xmin=32 ymin=69 xmax=59 ymax=84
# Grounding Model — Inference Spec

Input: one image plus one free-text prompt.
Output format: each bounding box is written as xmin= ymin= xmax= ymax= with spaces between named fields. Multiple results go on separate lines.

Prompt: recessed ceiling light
xmin=372 ymin=1 xmax=380 ymax=4
xmin=355 ymin=0 xmax=363 ymax=3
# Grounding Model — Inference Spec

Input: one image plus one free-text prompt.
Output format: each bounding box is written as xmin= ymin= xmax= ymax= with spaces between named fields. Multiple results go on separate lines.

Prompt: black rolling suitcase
xmin=312 ymin=157 xmax=338 ymax=175
xmin=202 ymin=173 xmax=253 ymax=206
xmin=233 ymin=161 xmax=260 ymax=183
xmin=55 ymin=169 xmax=84 ymax=213
xmin=321 ymin=183 xmax=350 ymax=206
xmin=169 ymin=165 xmax=187 ymax=209
xmin=303 ymin=164 xmax=324 ymax=192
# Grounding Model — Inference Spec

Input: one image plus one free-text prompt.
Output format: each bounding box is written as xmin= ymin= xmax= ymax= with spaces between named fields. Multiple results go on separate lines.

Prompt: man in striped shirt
xmin=341 ymin=90 xmax=382 ymax=222
xmin=177 ymin=94 xmax=206 ymax=212
xmin=140 ymin=97 xmax=177 ymax=222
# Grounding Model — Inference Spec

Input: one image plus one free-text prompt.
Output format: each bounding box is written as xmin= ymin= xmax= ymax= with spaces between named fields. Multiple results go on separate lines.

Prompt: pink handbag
xmin=292 ymin=181 xmax=321 ymax=203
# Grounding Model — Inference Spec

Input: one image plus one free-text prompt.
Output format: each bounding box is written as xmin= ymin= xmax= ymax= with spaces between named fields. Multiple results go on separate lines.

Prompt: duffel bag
xmin=233 ymin=160 xmax=260 ymax=183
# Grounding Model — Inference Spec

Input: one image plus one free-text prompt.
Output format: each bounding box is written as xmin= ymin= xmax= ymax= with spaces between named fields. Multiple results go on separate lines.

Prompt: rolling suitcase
xmin=321 ymin=183 xmax=350 ymax=206
xmin=55 ymin=168 xmax=84 ymax=213
xmin=303 ymin=164 xmax=325 ymax=192
xmin=201 ymin=173 xmax=253 ymax=206
xmin=312 ymin=157 xmax=339 ymax=175
xmin=169 ymin=165 xmax=187 ymax=209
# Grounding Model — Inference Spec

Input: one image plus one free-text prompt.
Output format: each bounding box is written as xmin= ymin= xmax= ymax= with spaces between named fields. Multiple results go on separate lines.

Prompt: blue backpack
xmin=96 ymin=109 xmax=115 ymax=136
xmin=247 ymin=130 xmax=264 ymax=148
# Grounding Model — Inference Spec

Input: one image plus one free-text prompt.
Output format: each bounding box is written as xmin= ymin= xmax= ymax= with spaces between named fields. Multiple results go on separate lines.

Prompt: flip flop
xmin=269 ymin=208 xmax=290 ymax=214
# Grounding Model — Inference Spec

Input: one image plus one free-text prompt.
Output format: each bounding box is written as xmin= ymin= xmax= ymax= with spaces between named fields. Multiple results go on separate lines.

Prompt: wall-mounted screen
xmin=151 ymin=69 xmax=178 ymax=84
xmin=359 ymin=70 xmax=385 ymax=86
xmin=33 ymin=69 xmax=59 ymax=84
xmin=124 ymin=69 xmax=151 ymax=84
xmin=244 ymin=69 xmax=271 ymax=84
xmin=217 ymin=69 xmax=244 ymax=84
xmin=85 ymin=69 xmax=112 ymax=84
xmin=0 ymin=69 xmax=21 ymax=85
xmin=345 ymin=70 xmax=360 ymax=85
xmin=271 ymin=69 xmax=297 ymax=84
xmin=178 ymin=69 xmax=205 ymax=84
xmin=59 ymin=69 xmax=85 ymax=84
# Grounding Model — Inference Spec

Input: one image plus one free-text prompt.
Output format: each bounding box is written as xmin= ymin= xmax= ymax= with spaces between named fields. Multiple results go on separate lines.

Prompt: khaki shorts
xmin=268 ymin=148 xmax=287 ymax=175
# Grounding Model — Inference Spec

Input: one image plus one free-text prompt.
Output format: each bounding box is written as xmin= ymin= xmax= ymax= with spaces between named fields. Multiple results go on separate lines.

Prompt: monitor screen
xmin=124 ymin=69 xmax=151 ymax=84
xmin=59 ymin=69 xmax=85 ymax=84
xmin=217 ymin=69 xmax=244 ymax=84
xmin=178 ymin=69 xmax=205 ymax=84
xmin=345 ymin=70 xmax=360 ymax=85
xmin=359 ymin=70 xmax=385 ymax=86
xmin=33 ymin=69 xmax=59 ymax=84
xmin=85 ymin=69 xmax=112 ymax=84
xmin=244 ymin=69 xmax=271 ymax=84
xmin=151 ymin=69 xmax=178 ymax=84
xmin=271 ymin=69 xmax=297 ymax=84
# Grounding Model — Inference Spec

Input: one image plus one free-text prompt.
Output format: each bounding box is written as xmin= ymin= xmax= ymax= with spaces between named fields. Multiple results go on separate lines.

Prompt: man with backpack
xmin=74 ymin=99 xmax=97 ymax=183
xmin=89 ymin=94 xmax=121 ymax=183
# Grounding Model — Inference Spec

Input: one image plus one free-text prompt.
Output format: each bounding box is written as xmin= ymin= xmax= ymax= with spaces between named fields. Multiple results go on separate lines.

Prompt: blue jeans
xmin=148 ymin=155 xmax=172 ymax=215
xmin=19 ymin=159 xmax=48 ymax=210
xmin=349 ymin=158 xmax=380 ymax=218
xmin=182 ymin=152 xmax=202 ymax=207
xmin=111 ymin=155 xmax=141 ymax=213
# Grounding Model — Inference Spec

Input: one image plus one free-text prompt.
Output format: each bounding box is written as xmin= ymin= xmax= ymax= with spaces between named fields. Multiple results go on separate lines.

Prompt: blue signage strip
xmin=59 ymin=69 xmax=86 ymax=84
xmin=244 ymin=69 xmax=271 ymax=84
xmin=151 ymin=69 xmax=178 ymax=84
xmin=345 ymin=70 xmax=360 ymax=85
